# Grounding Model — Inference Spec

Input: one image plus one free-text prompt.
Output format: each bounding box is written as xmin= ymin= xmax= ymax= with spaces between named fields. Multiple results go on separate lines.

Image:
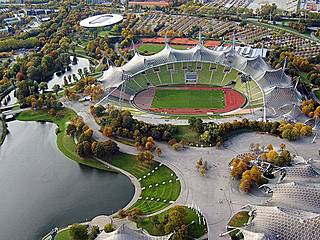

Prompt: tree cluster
xmin=188 ymin=117 xmax=312 ymax=145
xmin=301 ymin=99 xmax=320 ymax=118
xmin=261 ymin=144 xmax=293 ymax=167
xmin=279 ymin=121 xmax=313 ymax=141
xmin=288 ymin=22 xmax=306 ymax=33
xmin=98 ymin=107 xmax=177 ymax=143
xmin=69 ymin=224 xmax=99 ymax=240
xmin=148 ymin=206 xmax=191 ymax=240
xmin=239 ymin=166 xmax=262 ymax=193
xmin=67 ymin=117 xmax=119 ymax=159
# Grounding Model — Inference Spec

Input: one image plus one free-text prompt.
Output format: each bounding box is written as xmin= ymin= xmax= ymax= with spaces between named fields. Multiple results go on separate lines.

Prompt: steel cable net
xmin=243 ymin=205 xmax=320 ymax=240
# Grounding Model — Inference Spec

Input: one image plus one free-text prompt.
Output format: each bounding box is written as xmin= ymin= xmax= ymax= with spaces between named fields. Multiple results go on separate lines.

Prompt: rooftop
xmin=80 ymin=14 xmax=123 ymax=28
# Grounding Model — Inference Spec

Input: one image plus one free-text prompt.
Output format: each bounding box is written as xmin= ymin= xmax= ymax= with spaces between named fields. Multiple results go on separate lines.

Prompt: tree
xmin=282 ymin=127 xmax=299 ymax=141
xmin=155 ymin=147 xmax=162 ymax=157
xmin=70 ymin=224 xmax=88 ymax=240
xmin=172 ymin=143 xmax=183 ymax=151
xmin=39 ymin=82 xmax=48 ymax=94
xmin=199 ymin=167 xmax=206 ymax=176
xmin=92 ymin=140 xmax=119 ymax=158
xmin=266 ymin=150 xmax=278 ymax=162
xmin=250 ymin=165 xmax=261 ymax=184
xmin=230 ymin=159 xmax=248 ymax=178
xmin=76 ymin=141 xmax=92 ymax=157
xmin=163 ymin=206 xmax=187 ymax=236
xmin=239 ymin=179 xmax=252 ymax=192
xmin=300 ymin=125 xmax=312 ymax=136
xmin=104 ymin=223 xmax=113 ymax=233
xmin=103 ymin=126 xmax=113 ymax=137
xmin=52 ymin=84 xmax=60 ymax=95
xmin=136 ymin=150 xmax=154 ymax=165
xmin=92 ymin=105 xmax=106 ymax=117
xmin=88 ymin=226 xmax=99 ymax=240
xmin=200 ymin=130 xmax=211 ymax=143
xmin=266 ymin=144 xmax=273 ymax=151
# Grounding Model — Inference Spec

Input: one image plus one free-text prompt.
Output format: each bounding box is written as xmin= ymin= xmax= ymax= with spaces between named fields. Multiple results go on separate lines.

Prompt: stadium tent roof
xmin=95 ymin=223 xmax=173 ymax=240
xmin=243 ymin=56 xmax=272 ymax=79
xmin=264 ymin=87 xmax=300 ymax=117
xmin=101 ymin=66 xmax=124 ymax=89
xmin=237 ymin=228 xmax=275 ymax=240
xmin=80 ymin=14 xmax=123 ymax=28
xmin=279 ymin=164 xmax=320 ymax=183
xmin=241 ymin=205 xmax=320 ymax=240
xmin=101 ymin=44 xmax=243 ymax=89
xmin=222 ymin=48 xmax=248 ymax=71
xmin=283 ymin=104 xmax=310 ymax=123
xmin=256 ymin=69 xmax=292 ymax=92
xmin=263 ymin=182 xmax=320 ymax=213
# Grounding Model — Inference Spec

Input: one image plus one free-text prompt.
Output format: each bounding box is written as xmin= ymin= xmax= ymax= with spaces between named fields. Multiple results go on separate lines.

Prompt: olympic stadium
xmin=100 ymin=41 xmax=301 ymax=120
xmin=80 ymin=14 xmax=123 ymax=28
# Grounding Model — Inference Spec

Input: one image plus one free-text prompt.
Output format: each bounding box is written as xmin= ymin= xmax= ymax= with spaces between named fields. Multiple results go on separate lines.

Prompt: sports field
xmin=151 ymin=89 xmax=225 ymax=109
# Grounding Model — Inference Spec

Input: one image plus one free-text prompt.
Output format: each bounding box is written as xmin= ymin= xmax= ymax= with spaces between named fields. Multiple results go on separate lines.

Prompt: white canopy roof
xmin=80 ymin=14 xmax=123 ymax=28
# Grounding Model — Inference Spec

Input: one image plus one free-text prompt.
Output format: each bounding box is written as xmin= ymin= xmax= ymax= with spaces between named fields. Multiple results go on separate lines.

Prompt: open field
xmin=138 ymin=44 xmax=188 ymax=54
xmin=104 ymin=153 xmax=181 ymax=215
xmin=151 ymin=89 xmax=225 ymax=109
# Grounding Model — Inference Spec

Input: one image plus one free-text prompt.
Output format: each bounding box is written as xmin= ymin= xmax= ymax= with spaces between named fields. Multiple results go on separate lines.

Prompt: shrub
xmin=70 ymin=224 xmax=88 ymax=240
xmin=104 ymin=223 xmax=113 ymax=233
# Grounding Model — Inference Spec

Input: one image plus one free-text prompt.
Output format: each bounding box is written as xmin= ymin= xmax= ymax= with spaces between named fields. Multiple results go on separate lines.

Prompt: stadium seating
xmin=211 ymin=65 xmax=225 ymax=86
xmin=221 ymin=68 xmax=239 ymax=86
xmin=172 ymin=68 xmax=185 ymax=84
xmin=133 ymin=73 xmax=150 ymax=89
xmin=145 ymin=69 xmax=161 ymax=86
xmin=158 ymin=65 xmax=172 ymax=84
xmin=126 ymin=79 xmax=143 ymax=93
xmin=198 ymin=63 xmax=212 ymax=85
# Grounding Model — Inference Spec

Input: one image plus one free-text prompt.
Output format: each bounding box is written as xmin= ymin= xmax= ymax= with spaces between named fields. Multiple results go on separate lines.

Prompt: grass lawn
xmin=137 ymin=206 xmax=207 ymax=238
xmin=45 ymin=229 xmax=71 ymax=240
xmin=17 ymin=108 xmax=115 ymax=172
xmin=227 ymin=211 xmax=250 ymax=239
xmin=249 ymin=20 xmax=318 ymax=42
xmin=104 ymin=153 xmax=181 ymax=214
xmin=138 ymin=44 xmax=188 ymax=54
xmin=151 ymin=89 xmax=225 ymax=109
xmin=174 ymin=125 xmax=200 ymax=143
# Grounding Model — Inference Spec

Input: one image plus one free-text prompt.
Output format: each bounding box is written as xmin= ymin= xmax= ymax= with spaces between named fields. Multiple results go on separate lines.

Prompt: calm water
xmin=0 ymin=121 xmax=134 ymax=240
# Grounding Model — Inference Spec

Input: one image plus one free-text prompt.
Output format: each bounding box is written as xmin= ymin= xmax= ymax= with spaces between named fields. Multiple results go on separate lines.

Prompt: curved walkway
xmin=64 ymin=100 xmax=320 ymax=240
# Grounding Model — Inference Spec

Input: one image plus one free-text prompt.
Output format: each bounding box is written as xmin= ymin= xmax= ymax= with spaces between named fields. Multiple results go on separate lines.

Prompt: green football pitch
xmin=151 ymin=89 xmax=225 ymax=109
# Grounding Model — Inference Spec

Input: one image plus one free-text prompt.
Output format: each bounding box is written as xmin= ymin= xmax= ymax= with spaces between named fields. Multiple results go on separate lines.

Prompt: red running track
xmin=133 ymin=86 xmax=246 ymax=115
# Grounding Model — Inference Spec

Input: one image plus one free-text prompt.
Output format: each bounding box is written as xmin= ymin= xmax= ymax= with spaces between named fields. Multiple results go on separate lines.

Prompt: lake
xmin=0 ymin=121 xmax=134 ymax=239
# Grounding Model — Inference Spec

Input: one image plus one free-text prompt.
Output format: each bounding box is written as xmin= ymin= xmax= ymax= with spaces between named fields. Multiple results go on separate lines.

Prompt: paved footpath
xmin=64 ymin=101 xmax=320 ymax=240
